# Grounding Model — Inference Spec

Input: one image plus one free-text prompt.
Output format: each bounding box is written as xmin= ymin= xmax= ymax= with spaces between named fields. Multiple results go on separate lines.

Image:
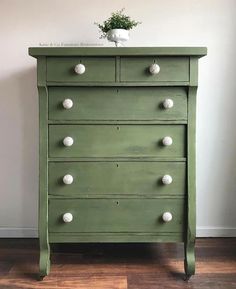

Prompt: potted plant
xmin=95 ymin=9 xmax=141 ymax=46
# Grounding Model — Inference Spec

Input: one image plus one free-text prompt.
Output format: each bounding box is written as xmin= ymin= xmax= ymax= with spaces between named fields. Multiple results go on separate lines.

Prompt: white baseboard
xmin=0 ymin=227 xmax=38 ymax=238
xmin=196 ymin=226 xmax=236 ymax=237
xmin=0 ymin=227 xmax=235 ymax=238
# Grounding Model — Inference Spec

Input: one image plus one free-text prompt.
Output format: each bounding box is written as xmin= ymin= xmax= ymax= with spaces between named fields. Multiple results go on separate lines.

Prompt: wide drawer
xmin=120 ymin=57 xmax=189 ymax=82
xmin=48 ymin=87 xmax=187 ymax=121
xmin=48 ymin=162 xmax=186 ymax=196
xmin=47 ymin=57 xmax=115 ymax=82
xmin=48 ymin=124 xmax=186 ymax=158
xmin=48 ymin=198 xmax=185 ymax=233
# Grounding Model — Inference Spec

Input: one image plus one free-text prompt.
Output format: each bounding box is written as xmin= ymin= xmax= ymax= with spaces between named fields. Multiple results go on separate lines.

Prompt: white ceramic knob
xmin=149 ymin=63 xmax=160 ymax=75
xmin=162 ymin=212 xmax=173 ymax=222
xmin=62 ymin=213 xmax=73 ymax=223
xmin=162 ymin=175 xmax=173 ymax=185
xmin=163 ymin=99 xmax=174 ymax=109
xmin=74 ymin=63 xmax=86 ymax=75
xmin=63 ymin=174 xmax=73 ymax=185
xmin=63 ymin=99 xmax=73 ymax=109
xmin=63 ymin=136 xmax=74 ymax=147
xmin=162 ymin=136 xmax=173 ymax=146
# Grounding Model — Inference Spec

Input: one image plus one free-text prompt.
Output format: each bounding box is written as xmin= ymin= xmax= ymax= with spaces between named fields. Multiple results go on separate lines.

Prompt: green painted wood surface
xmin=184 ymin=57 xmax=198 ymax=278
xmin=48 ymin=120 xmax=188 ymax=125
xmin=120 ymin=57 xmax=189 ymax=82
xmin=48 ymin=157 xmax=187 ymax=162
xmin=47 ymin=81 xmax=190 ymax=87
xmin=29 ymin=47 xmax=206 ymax=278
xmin=48 ymin=87 xmax=187 ymax=121
xmin=29 ymin=47 xmax=207 ymax=57
xmin=47 ymin=57 xmax=115 ymax=82
xmin=49 ymin=124 xmax=186 ymax=158
xmin=48 ymin=198 xmax=185 ymax=233
xmin=48 ymin=161 xmax=186 ymax=197
xmin=37 ymin=57 xmax=50 ymax=277
xmin=49 ymin=232 xmax=184 ymax=243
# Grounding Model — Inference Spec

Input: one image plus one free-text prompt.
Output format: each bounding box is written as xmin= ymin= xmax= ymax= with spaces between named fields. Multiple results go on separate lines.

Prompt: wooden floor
xmin=0 ymin=238 xmax=235 ymax=289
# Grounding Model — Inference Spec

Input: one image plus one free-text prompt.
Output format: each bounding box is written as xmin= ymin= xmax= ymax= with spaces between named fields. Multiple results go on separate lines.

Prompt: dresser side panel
xmin=37 ymin=56 xmax=50 ymax=276
xmin=185 ymin=56 xmax=199 ymax=276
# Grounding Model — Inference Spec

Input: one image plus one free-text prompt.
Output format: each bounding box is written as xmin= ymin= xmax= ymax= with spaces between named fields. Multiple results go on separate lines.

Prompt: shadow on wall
xmin=0 ymin=66 xmax=39 ymax=230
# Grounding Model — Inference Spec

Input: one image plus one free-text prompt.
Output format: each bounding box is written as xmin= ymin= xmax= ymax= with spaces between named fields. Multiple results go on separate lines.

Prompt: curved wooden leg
xmin=38 ymin=65 xmax=50 ymax=280
xmin=184 ymin=241 xmax=195 ymax=280
xmin=185 ymin=86 xmax=197 ymax=280
xmin=39 ymin=245 xmax=50 ymax=279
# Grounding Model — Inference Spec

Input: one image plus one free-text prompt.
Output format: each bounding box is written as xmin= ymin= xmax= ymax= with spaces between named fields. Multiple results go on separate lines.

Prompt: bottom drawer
xmin=49 ymin=199 xmax=185 ymax=233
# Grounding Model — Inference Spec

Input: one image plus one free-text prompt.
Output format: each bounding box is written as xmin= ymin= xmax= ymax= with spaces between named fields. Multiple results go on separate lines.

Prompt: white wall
xmin=0 ymin=0 xmax=235 ymax=237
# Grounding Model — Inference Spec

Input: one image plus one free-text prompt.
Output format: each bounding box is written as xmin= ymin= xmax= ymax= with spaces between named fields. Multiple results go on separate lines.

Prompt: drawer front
xmin=49 ymin=125 xmax=186 ymax=158
xmin=48 ymin=87 xmax=187 ymax=121
xmin=49 ymin=162 xmax=186 ymax=196
xmin=121 ymin=57 xmax=189 ymax=82
xmin=47 ymin=57 xmax=115 ymax=82
xmin=49 ymin=198 xmax=185 ymax=233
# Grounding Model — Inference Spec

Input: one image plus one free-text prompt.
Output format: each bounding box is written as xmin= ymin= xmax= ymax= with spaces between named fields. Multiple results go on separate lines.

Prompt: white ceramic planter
xmin=107 ymin=29 xmax=129 ymax=47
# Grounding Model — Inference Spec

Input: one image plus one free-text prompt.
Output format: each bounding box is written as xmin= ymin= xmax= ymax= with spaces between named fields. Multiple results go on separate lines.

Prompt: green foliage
xmin=95 ymin=8 xmax=141 ymax=38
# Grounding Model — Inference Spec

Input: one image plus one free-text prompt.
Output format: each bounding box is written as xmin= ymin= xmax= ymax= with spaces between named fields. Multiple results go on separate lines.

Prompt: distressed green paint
xmin=48 ymin=120 xmax=188 ymax=125
xmin=37 ymin=57 xmax=50 ymax=278
xmin=29 ymin=47 xmax=207 ymax=279
xmin=29 ymin=46 xmax=207 ymax=57
xmin=184 ymin=57 xmax=199 ymax=278
xmin=48 ymin=198 xmax=185 ymax=233
xmin=121 ymin=57 xmax=189 ymax=82
xmin=49 ymin=124 xmax=186 ymax=158
xmin=47 ymin=81 xmax=190 ymax=86
xmin=49 ymin=232 xmax=184 ymax=243
xmin=48 ymin=162 xmax=186 ymax=197
xmin=48 ymin=87 xmax=187 ymax=121
xmin=47 ymin=57 xmax=116 ymax=82
xmin=189 ymin=57 xmax=199 ymax=86
xmin=48 ymin=157 xmax=187 ymax=162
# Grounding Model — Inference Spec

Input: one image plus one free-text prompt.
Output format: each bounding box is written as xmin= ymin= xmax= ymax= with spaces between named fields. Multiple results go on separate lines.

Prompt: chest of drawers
xmin=29 ymin=47 xmax=207 ymax=279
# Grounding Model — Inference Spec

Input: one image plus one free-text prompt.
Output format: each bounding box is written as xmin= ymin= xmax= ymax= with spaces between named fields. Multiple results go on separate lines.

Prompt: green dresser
xmin=29 ymin=47 xmax=207 ymax=279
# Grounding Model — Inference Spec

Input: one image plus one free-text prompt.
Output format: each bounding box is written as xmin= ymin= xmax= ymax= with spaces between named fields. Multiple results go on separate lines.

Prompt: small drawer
xmin=47 ymin=57 xmax=116 ymax=82
xmin=48 ymin=87 xmax=187 ymax=121
xmin=48 ymin=198 xmax=185 ymax=233
xmin=48 ymin=124 xmax=186 ymax=158
xmin=120 ymin=57 xmax=189 ymax=82
xmin=48 ymin=162 xmax=186 ymax=196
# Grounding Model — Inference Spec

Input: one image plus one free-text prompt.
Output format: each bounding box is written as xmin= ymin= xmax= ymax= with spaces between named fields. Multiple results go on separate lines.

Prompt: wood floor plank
xmin=127 ymin=273 xmax=236 ymax=289
xmin=0 ymin=276 xmax=127 ymax=289
xmin=0 ymin=238 xmax=235 ymax=289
